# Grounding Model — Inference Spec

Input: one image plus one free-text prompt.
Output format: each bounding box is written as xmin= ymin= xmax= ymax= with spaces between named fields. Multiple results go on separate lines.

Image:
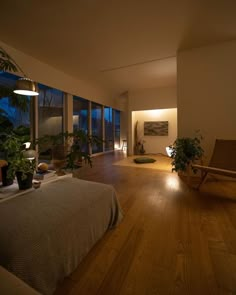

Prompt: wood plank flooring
xmin=55 ymin=151 xmax=236 ymax=295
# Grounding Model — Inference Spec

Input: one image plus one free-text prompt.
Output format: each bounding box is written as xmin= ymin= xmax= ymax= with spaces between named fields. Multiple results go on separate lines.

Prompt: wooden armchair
xmin=192 ymin=139 xmax=236 ymax=189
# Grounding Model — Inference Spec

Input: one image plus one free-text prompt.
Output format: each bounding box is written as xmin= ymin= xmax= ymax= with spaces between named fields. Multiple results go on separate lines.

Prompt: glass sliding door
xmin=104 ymin=106 xmax=114 ymax=151
xmin=114 ymin=110 xmax=120 ymax=149
xmin=73 ymin=96 xmax=89 ymax=132
xmin=73 ymin=96 xmax=89 ymax=153
xmin=38 ymin=84 xmax=64 ymax=161
xmin=91 ymin=102 xmax=103 ymax=153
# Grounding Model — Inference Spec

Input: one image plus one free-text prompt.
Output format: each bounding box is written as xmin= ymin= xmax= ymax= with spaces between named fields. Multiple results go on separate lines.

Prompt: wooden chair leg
xmin=197 ymin=171 xmax=208 ymax=190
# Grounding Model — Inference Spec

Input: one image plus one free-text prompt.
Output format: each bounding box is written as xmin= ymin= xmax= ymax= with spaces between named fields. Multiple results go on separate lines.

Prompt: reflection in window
xmin=73 ymin=96 xmax=89 ymax=153
xmin=114 ymin=110 xmax=120 ymax=149
xmin=91 ymin=102 xmax=103 ymax=153
xmin=104 ymin=106 xmax=113 ymax=151
xmin=38 ymin=84 xmax=64 ymax=160
xmin=73 ymin=96 xmax=89 ymax=133
xmin=0 ymin=72 xmax=30 ymax=136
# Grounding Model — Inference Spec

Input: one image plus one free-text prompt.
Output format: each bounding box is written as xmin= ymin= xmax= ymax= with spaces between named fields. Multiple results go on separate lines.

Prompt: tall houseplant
xmin=170 ymin=133 xmax=204 ymax=173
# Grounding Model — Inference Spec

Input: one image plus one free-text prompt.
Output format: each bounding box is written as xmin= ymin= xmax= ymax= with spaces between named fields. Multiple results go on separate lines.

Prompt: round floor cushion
xmin=133 ymin=157 xmax=156 ymax=164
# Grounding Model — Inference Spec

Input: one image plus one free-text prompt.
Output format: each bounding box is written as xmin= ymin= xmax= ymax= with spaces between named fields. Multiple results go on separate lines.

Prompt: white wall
xmin=177 ymin=40 xmax=236 ymax=162
xmin=129 ymin=86 xmax=177 ymax=111
xmin=127 ymin=86 xmax=177 ymax=155
xmin=0 ymin=40 xmax=117 ymax=108
xmin=132 ymin=108 xmax=177 ymax=155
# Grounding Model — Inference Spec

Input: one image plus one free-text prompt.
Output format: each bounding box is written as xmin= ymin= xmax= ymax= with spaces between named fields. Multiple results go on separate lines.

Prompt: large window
xmin=73 ymin=96 xmax=89 ymax=133
xmin=0 ymin=72 xmax=121 ymax=158
xmin=38 ymin=84 xmax=64 ymax=160
xmin=38 ymin=84 xmax=64 ymax=137
xmin=91 ymin=102 xmax=103 ymax=153
xmin=104 ymin=106 xmax=113 ymax=151
xmin=73 ymin=96 xmax=89 ymax=153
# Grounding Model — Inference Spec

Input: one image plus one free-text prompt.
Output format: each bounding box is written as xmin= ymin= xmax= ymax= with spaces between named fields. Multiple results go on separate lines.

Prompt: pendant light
xmin=0 ymin=47 xmax=39 ymax=96
xmin=14 ymin=77 xmax=39 ymax=96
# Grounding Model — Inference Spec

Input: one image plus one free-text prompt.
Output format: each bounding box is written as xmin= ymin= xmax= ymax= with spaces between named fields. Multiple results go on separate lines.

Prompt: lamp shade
xmin=14 ymin=78 xmax=39 ymax=96
xmin=22 ymin=149 xmax=37 ymax=160
xmin=166 ymin=146 xmax=173 ymax=157
xmin=24 ymin=142 xmax=31 ymax=149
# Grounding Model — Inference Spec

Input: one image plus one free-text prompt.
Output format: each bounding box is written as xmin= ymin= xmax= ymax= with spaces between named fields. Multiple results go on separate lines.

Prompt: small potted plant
xmin=8 ymin=156 xmax=35 ymax=190
xmin=170 ymin=132 xmax=204 ymax=174
xmin=0 ymin=129 xmax=35 ymax=189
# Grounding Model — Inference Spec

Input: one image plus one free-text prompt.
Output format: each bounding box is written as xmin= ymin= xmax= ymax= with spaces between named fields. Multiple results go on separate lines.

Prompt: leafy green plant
xmin=170 ymin=133 xmax=204 ymax=173
xmin=36 ymin=130 xmax=102 ymax=170
xmin=0 ymin=126 xmax=30 ymax=160
xmin=0 ymin=47 xmax=18 ymax=72
xmin=7 ymin=156 xmax=35 ymax=180
xmin=0 ymin=129 xmax=34 ymax=180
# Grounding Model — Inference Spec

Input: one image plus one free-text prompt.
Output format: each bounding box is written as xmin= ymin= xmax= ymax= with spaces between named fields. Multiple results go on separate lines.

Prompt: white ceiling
xmin=0 ymin=0 xmax=236 ymax=96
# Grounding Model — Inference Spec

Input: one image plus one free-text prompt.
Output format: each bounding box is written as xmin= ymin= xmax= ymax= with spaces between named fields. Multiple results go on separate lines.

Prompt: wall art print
xmin=144 ymin=121 xmax=168 ymax=136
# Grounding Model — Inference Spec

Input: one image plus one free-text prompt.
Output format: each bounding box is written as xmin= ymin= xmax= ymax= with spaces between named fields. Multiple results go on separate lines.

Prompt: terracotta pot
xmin=1 ymin=165 xmax=14 ymax=186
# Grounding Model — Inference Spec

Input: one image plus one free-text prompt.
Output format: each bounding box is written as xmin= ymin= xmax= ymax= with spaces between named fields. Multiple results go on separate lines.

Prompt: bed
xmin=0 ymin=176 xmax=123 ymax=294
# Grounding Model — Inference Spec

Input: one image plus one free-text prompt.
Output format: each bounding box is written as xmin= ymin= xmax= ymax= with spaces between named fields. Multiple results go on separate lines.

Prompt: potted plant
xmin=0 ymin=131 xmax=22 ymax=186
xmin=8 ymin=156 xmax=35 ymax=190
xmin=36 ymin=130 xmax=102 ymax=174
xmin=170 ymin=133 xmax=204 ymax=174
xmin=0 ymin=129 xmax=35 ymax=189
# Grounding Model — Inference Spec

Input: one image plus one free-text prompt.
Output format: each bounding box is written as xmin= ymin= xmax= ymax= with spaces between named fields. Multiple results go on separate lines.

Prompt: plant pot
xmin=1 ymin=165 xmax=14 ymax=186
xmin=16 ymin=172 xmax=33 ymax=190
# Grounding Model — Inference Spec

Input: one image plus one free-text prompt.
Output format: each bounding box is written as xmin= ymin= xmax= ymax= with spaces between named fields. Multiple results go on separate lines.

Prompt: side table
xmin=0 ymin=173 xmax=72 ymax=203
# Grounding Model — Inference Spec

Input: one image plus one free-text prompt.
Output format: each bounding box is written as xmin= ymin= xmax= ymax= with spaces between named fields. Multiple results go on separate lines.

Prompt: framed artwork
xmin=144 ymin=121 xmax=168 ymax=136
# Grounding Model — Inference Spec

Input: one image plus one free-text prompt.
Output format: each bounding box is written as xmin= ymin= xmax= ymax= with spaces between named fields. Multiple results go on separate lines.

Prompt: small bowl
xmin=33 ymin=180 xmax=41 ymax=189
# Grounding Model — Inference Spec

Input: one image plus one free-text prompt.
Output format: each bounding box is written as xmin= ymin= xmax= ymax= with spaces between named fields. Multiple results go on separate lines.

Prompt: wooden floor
xmin=55 ymin=151 xmax=236 ymax=295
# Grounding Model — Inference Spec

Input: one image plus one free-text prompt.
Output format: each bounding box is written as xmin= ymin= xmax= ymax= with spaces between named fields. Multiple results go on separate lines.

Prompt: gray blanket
xmin=0 ymin=177 xmax=123 ymax=294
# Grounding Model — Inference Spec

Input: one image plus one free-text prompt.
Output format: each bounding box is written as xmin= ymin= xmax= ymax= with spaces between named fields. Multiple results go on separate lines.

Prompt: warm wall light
xmin=166 ymin=146 xmax=173 ymax=157
xmin=14 ymin=77 xmax=39 ymax=96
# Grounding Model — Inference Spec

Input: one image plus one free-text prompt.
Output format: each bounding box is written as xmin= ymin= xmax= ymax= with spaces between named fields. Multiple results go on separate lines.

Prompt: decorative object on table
xmin=134 ymin=157 xmax=156 ymax=164
xmin=32 ymin=180 xmax=41 ymax=189
xmin=0 ymin=159 xmax=8 ymax=168
xmin=144 ymin=121 xmax=168 ymax=136
xmin=37 ymin=162 xmax=49 ymax=172
xmin=170 ymin=131 xmax=204 ymax=173
xmin=1 ymin=165 xmax=14 ymax=186
xmin=0 ymin=160 xmax=13 ymax=186
xmin=34 ymin=170 xmax=56 ymax=181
